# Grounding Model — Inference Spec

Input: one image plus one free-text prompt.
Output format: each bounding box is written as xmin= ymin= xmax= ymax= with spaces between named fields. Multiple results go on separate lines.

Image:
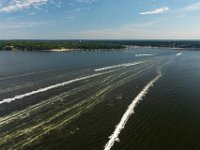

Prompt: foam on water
xmin=135 ymin=54 xmax=155 ymax=57
xmin=104 ymin=73 xmax=162 ymax=150
xmin=95 ymin=61 xmax=143 ymax=72
xmin=0 ymin=72 xmax=109 ymax=105
xmin=176 ymin=53 xmax=183 ymax=56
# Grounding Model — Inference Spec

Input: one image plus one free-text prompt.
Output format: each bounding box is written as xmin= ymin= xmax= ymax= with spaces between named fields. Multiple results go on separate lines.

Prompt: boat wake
xmin=0 ymin=71 xmax=110 ymax=105
xmin=176 ymin=53 xmax=183 ymax=56
xmin=104 ymin=72 xmax=162 ymax=150
xmin=135 ymin=54 xmax=155 ymax=57
xmin=95 ymin=61 xmax=143 ymax=72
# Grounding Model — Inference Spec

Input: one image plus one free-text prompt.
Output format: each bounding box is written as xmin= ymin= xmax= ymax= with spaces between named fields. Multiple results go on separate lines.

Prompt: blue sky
xmin=1 ymin=0 xmax=200 ymax=39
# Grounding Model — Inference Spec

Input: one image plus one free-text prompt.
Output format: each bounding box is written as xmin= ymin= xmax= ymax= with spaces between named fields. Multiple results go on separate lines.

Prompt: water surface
xmin=0 ymin=48 xmax=199 ymax=150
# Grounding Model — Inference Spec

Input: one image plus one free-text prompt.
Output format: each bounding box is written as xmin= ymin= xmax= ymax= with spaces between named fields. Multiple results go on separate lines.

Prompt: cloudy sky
xmin=1 ymin=0 xmax=200 ymax=39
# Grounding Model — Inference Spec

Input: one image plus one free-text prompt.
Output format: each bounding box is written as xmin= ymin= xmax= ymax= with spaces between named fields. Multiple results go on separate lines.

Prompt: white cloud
xmin=49 ymin=0 xmax=63 ymax=8
xmin=140 ymin=7 xmax=169 ymax=15
xmin=0 ymin=0 xmax=48 ymax=13
xmin=184 ymin=2 xmax=200 ymax=11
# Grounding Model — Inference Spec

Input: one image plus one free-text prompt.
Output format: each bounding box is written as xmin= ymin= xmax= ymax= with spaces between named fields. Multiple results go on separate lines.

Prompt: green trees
xmin=1 ymin=40 xmax=200 ymax=51
xmin=0 ymin=40 xmax=125 ymax=51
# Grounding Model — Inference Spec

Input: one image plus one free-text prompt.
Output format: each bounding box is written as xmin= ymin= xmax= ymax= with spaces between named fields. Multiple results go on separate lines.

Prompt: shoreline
xmin=0 ymin=46 xmax=200 ymax=52
xmin=124 ymin=45 xmax=200 ymax=50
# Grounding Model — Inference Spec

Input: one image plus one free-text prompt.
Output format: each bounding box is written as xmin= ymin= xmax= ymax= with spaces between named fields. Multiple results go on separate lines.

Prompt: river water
xmin=0 ymin=48 xmax=199 ymax=150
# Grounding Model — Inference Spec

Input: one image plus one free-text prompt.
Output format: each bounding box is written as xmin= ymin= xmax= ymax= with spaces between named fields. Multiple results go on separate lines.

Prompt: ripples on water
xmin=0 ymin=48 xmax=199 ymax=150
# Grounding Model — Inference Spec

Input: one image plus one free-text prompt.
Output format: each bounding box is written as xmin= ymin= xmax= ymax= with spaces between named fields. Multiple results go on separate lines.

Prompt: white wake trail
xmin=104 ymin=73 xmax=162 ymax=150
xmin=95 ymin=61 xmax=143 ymax=72
xmin=176 ymin=52 xmax=183 ymax=56
xmin=135 ymin=54 xmax=155 ymax=57
xmin=0 ymin=72 xmax=108 ymax=105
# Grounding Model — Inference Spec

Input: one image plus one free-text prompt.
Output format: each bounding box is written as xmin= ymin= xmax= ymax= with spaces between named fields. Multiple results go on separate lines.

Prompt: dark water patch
xmin=113 ymin=58 xmax=200 ymax=150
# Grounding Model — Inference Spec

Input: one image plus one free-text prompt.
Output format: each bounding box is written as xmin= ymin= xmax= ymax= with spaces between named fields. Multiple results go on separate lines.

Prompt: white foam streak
xmin=0 ymin=72 xmax=107 ymax=105
xmin=135 ymin=54 xmax=155 ymax=57
xmin=176 ymin=53 xmax=183 ymax=56
xmin=95 ymin=62 xmax=142 ymax=72
xmin=104 ymin=74 xmax=162 ymax=150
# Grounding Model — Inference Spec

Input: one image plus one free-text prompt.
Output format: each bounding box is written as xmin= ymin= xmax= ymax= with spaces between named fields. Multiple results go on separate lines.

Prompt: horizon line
xmin=1 ymin=39 xmax=200 ymax=41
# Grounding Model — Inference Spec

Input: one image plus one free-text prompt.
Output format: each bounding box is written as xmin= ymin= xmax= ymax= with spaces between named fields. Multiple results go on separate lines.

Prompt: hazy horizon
xmin=1 ymin=39 xmax=200 ymax=41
